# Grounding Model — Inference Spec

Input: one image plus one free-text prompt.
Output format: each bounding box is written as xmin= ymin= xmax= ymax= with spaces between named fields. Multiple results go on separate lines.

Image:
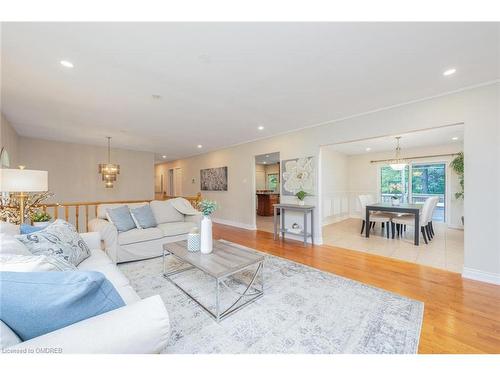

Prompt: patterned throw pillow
xmin=15 ymin=219 xmax=91 ymax=266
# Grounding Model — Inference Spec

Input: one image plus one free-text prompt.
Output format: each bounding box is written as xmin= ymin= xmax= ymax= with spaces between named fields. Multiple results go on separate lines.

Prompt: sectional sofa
xmin=0 ymin=229 xmax=170 ymax=354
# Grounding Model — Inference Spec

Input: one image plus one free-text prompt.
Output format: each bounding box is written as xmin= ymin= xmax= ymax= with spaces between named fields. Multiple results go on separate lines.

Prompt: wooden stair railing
xmin=39 ymin=193 xmax=202 ymax=233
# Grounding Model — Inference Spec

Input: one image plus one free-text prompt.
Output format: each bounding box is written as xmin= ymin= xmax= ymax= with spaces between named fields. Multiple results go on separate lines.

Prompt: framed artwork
xmin=282 ymin=156 xmax=314 ymax=196
xmin=0 ymin=147 xmax=10 ymax=168
xmin=200 ymin=166 xmax=228 ymax=191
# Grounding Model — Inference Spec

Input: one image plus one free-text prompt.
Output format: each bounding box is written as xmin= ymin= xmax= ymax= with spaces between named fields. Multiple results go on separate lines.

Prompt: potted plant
xmin=197 ymin=199 xmax=218 ymax=254
xmin=450 ymin=152 xmax=464 ymax=224
xmin=31 ymin=211 xmax=52 ymax=228
xmin=389 ymin=183 xmax=402 ymax=206
xmin=295 ymin=190 xmax=309 ymax=206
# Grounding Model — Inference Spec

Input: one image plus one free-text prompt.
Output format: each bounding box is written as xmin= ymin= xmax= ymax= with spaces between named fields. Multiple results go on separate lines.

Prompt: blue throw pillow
xmin=0 ymin=271 xmax=125 ymax=341
xmin=20 ymin=224 xmax=43 ymax=235
xmin=106 ymin=205 xmax=136 ymax=232
xmin=130 ymin=205 xmax=157 ymax=229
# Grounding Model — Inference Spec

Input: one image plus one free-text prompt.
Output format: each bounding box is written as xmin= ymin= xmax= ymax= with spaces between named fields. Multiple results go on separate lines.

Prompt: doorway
xmin=254 ymin=152 xmax=280 ymax=232
xmin=167 ymin=168 xmax=183 ymax=196
xmin=320 ymin=124 xmax=464 ymax=272
xmin=168 ymin=169 xmax=174 ymax=195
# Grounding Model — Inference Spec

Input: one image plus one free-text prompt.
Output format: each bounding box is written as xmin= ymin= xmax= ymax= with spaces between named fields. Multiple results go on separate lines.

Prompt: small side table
xmin=273 ymin=203 xmax=315 ymax=246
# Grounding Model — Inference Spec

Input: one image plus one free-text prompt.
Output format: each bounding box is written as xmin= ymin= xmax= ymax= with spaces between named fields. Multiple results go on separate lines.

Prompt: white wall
xmin=0 ymin=113 xmax=20 ymax=167
xmin=255 ymin=164 xmax=266 ymax=190
xmin=157 ymin=83 xmax=500 ymax=283
xmin=18 ymin=137 xmax=155 ymax=203
xmin=321 ymin=148 xmax=349 ymax=225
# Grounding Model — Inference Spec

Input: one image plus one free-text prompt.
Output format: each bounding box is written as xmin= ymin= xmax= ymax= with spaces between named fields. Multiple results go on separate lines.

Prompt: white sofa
xmin=0 ymin=231 xmax=170 ymax=354
xmin=88 ymin=198 xmax=201 ymax=263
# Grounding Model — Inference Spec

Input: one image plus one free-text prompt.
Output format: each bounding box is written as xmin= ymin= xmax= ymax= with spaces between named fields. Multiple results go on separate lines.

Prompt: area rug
xmin=118 ymin=240 xmax=424 ymax=354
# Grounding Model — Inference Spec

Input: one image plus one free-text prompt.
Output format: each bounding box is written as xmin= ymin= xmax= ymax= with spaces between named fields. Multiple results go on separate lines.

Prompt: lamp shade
xmin=0 ymin=169 xmax=48 ymax=192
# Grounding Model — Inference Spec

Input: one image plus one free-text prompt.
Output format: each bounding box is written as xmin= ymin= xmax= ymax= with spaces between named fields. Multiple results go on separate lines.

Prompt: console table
xmin=273 ymin=203 xmax=315 ymax=246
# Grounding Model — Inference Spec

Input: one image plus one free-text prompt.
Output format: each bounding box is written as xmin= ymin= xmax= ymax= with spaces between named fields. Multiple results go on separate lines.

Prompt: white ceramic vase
xmin=200 ymin=215 xmax=213 ymax=254
xmin=298 ymin=199 xmax=305 ymax=206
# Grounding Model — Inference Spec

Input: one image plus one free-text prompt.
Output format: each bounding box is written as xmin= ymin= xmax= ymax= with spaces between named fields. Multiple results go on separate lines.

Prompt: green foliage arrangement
xmin=31 ymin=211 xmax=52 ymax=223
xmin=450 ymin=152 xmax=464 ymax=199
xmin=295 ymin=190 xmax=308 ymax=201
xmin=198 ymin=199 xmax=218 ymax=216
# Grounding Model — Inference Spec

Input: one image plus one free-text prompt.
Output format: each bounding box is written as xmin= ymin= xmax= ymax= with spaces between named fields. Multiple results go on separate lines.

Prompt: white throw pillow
xmin=0 ymin=254 xmax=77 ymax=272
xmin=170 ymin=197 xmax=199 ymax=215
xmin=0 ymin=320 xmax=21 ymax=349
xmin=150 ymin=200 xmax=184 ymax=224
xmin=0 ymin=233 xmax=32 ymax=256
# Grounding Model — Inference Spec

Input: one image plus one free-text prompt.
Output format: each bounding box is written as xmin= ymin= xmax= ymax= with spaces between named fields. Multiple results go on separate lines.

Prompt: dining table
xmin=365 ymin=202 xmax=423 ymax=246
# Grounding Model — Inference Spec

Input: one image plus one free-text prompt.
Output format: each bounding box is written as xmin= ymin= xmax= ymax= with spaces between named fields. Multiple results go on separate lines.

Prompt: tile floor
xmin=322 ymin=218 xmax=464 ymax=273
xmin=256 ymin=215 xmax=464 ymax=273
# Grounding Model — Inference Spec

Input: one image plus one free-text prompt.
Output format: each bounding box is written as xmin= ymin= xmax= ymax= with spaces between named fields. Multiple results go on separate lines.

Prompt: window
xmin=379 ymin=163 xmax=446 ymax=222
xmin=380 ymin=165 xmax=409 ymax=203
xmin=267 ymin=173 xmax=279 ymax=191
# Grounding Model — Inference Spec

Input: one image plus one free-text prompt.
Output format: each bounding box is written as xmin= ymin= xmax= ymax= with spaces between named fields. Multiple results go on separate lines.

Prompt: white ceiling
xmin=255 ymin=152 xmax=280 ymax=165
xmin=326 ymin=124 xmax=464 ymax=155
xmin=1 ymin=23 xmax=498 ymax=162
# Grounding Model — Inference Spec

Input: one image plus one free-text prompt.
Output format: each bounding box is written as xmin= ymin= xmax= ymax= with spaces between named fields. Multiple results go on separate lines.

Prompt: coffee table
xmin=162 ymin=240 xmax=265 ymax=322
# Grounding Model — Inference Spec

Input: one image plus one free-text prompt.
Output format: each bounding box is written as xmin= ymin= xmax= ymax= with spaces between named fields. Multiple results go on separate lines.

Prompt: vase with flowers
xmin=389 ymin=183 xmax=402 ymax=206
xmin=198 ymin=199 xmax=218 ymax=254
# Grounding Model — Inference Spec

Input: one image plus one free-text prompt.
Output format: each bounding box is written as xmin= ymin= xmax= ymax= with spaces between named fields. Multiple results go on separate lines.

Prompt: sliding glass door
xmin=380 ymin=162 xmax=446 ymax=222
xmin=411 ymin=163 xmax=445 ymax=221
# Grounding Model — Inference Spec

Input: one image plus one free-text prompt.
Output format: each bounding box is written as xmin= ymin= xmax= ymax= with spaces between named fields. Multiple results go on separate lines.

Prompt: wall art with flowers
xmin=281 ymin=156 xmax=315 ymax=196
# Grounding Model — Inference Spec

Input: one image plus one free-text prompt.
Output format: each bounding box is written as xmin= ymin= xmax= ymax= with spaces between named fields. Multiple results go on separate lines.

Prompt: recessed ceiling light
xmin=60 ymin=60 xmax=74 ymax=68
xmin=365 ymin=147 xmax=371 ymax=152
xmin=162 ymin=155 xmax=167 ymax=159
xmin=263 ymin=161 xmax=267 ymax=164
xmin=258 ymin=126 xmax=264 ymax=131
xmin=197 ymin=144 xmax=203 ymax=149
xmin=265 ymin=155 xmax=269 ymax=158
xmin=452 ymin=137 xmax=459 ymax=141
xmin=443 ymin=68 xmax=456 ymax=76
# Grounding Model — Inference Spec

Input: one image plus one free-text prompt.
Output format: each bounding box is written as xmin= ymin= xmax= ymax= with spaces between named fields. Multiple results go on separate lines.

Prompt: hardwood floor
xmin=212 ymin=223 xmax=500 ymax=354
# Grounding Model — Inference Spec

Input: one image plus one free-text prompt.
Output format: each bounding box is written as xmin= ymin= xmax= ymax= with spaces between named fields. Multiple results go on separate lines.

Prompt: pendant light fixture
xmin=389 ymin=136 xmax=407 ymax=171
xmin=98 ymin=136 xmax=120 ymax=188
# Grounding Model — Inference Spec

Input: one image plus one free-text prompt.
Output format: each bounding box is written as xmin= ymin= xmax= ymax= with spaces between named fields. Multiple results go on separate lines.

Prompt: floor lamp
xmin=0 ymin=167 xmax=48 ymax=224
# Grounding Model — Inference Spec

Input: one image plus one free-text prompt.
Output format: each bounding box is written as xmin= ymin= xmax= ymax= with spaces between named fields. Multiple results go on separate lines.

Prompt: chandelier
xmin=389 ymin=136 xmax=407 ymax=171
xmin=98 ymin=136 xmax=120 ymax=188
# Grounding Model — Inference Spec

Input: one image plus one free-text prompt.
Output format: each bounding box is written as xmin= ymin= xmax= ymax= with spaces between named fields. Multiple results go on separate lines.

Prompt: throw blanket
xmin=171 ymin=198 xmax=199 ymax=216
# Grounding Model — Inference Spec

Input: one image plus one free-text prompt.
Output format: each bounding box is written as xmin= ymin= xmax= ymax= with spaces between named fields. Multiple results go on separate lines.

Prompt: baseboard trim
xmin=447 ymin=224 xmax=464 ymax=231
xmin=212 ymin=218 xmax=257 ymax=231
xmin=322 ymin=215 xmax=350 ymax=226
xmin=462 ymin=267 xmax=500 ymax=285
xmin=277 ymin=232 xmax=323 ymax=246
